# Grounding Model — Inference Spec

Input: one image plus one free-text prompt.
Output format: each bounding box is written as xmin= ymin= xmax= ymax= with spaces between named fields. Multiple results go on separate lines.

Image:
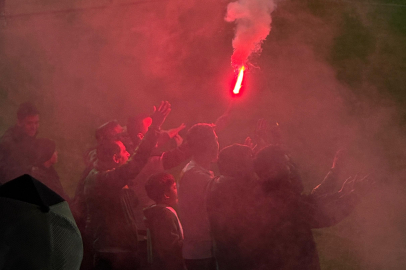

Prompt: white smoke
xmin=225 ymin=0 xmax=277 ymax=68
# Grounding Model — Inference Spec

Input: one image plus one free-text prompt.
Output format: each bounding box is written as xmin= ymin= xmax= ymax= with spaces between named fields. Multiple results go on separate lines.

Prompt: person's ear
xmin=113 ymin=154 xmax=120 ymax=164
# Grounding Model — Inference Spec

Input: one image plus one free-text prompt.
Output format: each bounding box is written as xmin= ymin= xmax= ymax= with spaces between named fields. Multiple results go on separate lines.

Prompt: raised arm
xmin=96 ymin=101 xmax=171 ymax=189
xmin=311 ymin=150 xmax=345 ymax=197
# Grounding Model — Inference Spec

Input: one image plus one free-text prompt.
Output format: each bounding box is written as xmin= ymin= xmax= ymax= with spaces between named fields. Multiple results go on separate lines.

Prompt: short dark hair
xmin=96 ymin=140 xmax=121 ymax=162
xmin=218 ymin=144 xmax=253 ymax=177
xmin=145 ymin=173 xmax=175 ymax=203
xmin=17 ymin=102 xmax=39 ymax=121
xmin=254 ymin=145 xmax=289 ymax=180
xmin=95 ymin=120 xmax=121 ymax=142
xmin=186 ymin=123 xmax=216 ymax=155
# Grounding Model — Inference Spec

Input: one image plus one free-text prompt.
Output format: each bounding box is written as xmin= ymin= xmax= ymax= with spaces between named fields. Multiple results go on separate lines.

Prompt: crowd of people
xmin=0 ymin=101 xmax=370 ymax=270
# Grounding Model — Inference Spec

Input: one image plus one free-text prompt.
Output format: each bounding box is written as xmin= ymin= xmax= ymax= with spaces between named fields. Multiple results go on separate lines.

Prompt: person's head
xmin=218 ymin=144 xmax=254 ymax=178
xmin=127 ymin=114 xmax=152 ymax=140
xmin=254 ymin=145 xmax=292 ymax=188
xmin=95 ymin=120 xmax=124 ymax=143
xmin=186 ymin=123 xmax=219 ymax=162
xmin=34 ymin=138 xmax=58 ymax=168
xmin=17 ymin=102 xmax=40 ymax=137
xmin=145 ymin=173 xmax=177 ymax=207
xmin=96 ymin=140 xmax=130 ymax=167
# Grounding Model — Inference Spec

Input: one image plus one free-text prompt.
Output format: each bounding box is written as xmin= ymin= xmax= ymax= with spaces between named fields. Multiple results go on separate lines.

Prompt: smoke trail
xmin=225 ymin=0 xmax=276 ymax=68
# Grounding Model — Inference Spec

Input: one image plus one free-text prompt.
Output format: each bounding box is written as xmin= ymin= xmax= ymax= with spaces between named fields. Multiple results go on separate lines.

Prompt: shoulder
xmin=145 ymin=205 xmax=177 ymax=222
xmin=0 ymin=127 xmax=18 ymax=144
xmin=183 ymin=166 xmax=212 ymax=180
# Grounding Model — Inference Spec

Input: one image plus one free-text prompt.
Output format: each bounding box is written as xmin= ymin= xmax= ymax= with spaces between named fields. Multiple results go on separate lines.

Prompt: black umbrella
xmin=0 ymin=174 xmax=83 ymax=270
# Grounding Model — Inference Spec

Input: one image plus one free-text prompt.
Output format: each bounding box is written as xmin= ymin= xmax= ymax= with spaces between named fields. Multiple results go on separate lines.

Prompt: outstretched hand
xmin=167 ymin=123 xmax=186 ymax=138
xmin=151 ymin=101 xmax=171 ymax=129
xmin=244 ymin=136 xmax=255 ymax=150
xmin=339 ymin=173 xmax=372 ymax=196
xmin=332 ymin=149 xmax=346 ymax=171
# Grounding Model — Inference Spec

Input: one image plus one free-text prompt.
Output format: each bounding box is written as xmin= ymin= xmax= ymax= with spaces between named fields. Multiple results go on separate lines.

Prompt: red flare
xmin=233 ymin=66 xmax=245 ymax=95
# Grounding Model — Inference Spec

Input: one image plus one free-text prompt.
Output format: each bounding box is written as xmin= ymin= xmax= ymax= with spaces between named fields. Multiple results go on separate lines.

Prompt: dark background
xmin=1 ymin=0 xmax=405 ymax=268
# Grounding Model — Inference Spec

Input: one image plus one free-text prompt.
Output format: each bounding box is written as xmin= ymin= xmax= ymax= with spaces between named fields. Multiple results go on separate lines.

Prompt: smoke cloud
xmin=225 ymin=0 xmax=276 ymax=67
xmin=1 ymin=0 xmax=406 ymax=269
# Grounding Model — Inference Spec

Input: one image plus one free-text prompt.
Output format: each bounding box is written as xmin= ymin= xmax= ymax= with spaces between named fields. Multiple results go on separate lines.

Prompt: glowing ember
xmin=233 ymin=66 xmax=245 ymax=95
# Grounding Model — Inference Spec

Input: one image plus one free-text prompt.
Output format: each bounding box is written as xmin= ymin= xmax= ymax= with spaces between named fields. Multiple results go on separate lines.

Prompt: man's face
xmin=166 ymin=182 xmax=178 ymax=207
xmin=18 ymin=115 xmax=39 ymax=137
xmin=114 ymin=141 xmax=130 ymax=165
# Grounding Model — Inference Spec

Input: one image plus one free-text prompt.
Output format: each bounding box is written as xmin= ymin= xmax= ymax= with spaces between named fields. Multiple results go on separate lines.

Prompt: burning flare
xmin=233 ymin=66 xmax=245 ymax=95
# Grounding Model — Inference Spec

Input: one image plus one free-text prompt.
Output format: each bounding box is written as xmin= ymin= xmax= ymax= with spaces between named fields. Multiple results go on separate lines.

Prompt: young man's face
xmin=114 ymin=141 xmax=130 ymax=165
xmin=18 ymin=115 xmax=39 ymax=137
xmin=166 ymin=182 xmax=178 ymax=208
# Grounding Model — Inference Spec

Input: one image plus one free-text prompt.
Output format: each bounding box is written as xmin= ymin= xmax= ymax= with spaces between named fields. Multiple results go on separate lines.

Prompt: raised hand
xmin=151 ymin=101 xmax=171 ymax=129
xmin=167 ymin=123 xmax=186 ymax=138
xmin=332 ymin=149 xmax=346 ymax=171
xmin=339 ymin=174 xmax=371 ymax=195
xmin=244 ymin=136 xmax=255 ymax=150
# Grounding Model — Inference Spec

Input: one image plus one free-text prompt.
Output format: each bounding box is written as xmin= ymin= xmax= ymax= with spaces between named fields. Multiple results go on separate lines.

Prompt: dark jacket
xmin=254 ymin=171 xmax=358 ymax=270
xmin=207 ymin=171 xmax=358 ymax=270
xmin=84 ymin=126 xmax=160 ymax=251
xmin=206 ymin=175 xmax=261 ymax=270
xmin=0 ymin=125 xmax=37 ymax=183
xmin=30 ymin=165 xmax=70 ymax=203
xmin=144 ymin=204 xmax=184 ymax=270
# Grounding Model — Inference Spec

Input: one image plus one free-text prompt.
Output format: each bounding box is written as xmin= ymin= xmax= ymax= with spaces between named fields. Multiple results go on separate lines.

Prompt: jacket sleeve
xmin=161 ymin=143 xmax=191 ymax=170
xmin=95 ymin=125 xmax=161 ymax=190
xmin=149 ymin=208 xmax=183 ymax=260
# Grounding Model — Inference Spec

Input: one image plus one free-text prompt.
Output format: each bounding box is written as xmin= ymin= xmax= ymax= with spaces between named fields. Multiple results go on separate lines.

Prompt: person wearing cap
xmin=0 ymin=102 xmax=40 ymax=183
xmin=72 ymin=120 xmax=126 ymax=224
xmin=71 ymin=120 xmax=127 ymax=270
xmin=84 ymin=101 xmax=171 ymax=270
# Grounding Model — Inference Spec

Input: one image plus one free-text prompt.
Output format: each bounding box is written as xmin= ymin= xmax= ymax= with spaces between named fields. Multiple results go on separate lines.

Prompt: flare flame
xmin=233 ymin=66 xmax=245 ymax=95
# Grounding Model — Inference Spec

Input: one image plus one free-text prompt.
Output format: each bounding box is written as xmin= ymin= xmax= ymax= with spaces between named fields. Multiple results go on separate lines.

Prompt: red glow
xmin=233 ymin=66 xmax=245 ymax=95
